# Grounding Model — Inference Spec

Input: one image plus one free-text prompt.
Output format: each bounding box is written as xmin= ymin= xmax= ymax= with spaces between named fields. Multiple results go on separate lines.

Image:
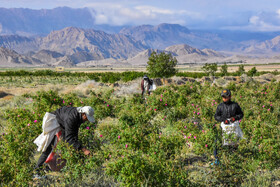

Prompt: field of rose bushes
xmin=0 ymin=80 xmax=280 ymax=186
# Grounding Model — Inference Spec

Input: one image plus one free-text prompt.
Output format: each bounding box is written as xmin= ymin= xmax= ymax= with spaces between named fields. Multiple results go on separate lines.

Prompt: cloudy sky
xmin=1 ymin=0 xmax=280 ymax=31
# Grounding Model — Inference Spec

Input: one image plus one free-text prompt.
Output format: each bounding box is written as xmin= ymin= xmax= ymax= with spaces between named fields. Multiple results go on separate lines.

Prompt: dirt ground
xmin=0 ymin=84 xmax=77 ymax=100
xmin=1 ymin=63 xmax=280 ymax=100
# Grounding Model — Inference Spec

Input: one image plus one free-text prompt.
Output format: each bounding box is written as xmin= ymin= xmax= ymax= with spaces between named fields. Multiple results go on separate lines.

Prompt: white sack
xmin=34 ymin=112 xmax=61 ymax=152
xmin=221 ymin=121 xmax=243 ymax=146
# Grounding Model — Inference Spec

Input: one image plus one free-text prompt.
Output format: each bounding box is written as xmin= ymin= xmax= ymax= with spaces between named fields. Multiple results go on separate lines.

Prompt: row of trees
xmin=202 ymin=63 xmax=258 ymax=77
xmin=147 ymin=51 xmax=259 ymax=77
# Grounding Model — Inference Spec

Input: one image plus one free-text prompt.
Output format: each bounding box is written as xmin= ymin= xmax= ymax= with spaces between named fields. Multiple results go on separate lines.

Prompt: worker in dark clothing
xmin=214 ymin=89 xmax=243 ymax=124
xmin=33 ymin=106 xmax=95 ymax=179
xmin=212 ymin=89 xmax=243 ymax=165
xmin=141 ymin=75 xmax=153 ymax=96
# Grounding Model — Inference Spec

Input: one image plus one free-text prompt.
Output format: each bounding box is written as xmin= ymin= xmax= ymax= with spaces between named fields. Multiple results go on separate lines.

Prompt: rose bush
xmin=0 ymin=80 xmax=279 ymax=186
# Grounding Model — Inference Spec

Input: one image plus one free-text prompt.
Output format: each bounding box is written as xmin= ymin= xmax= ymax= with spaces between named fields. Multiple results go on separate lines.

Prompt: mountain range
xmin=1 ymin=7 xmax=280 ymax=67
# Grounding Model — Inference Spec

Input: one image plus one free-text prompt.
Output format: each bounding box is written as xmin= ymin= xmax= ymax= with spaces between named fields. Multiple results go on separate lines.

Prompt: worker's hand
xmin=82 ymin=148 xmax=91 ymax=156
xmin=231 ymin=117 xmax=235 ymax=122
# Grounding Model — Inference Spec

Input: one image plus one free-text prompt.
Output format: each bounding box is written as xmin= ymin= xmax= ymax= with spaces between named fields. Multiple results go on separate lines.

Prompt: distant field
xmin=1 ymin=63 xmax=280 ymax=73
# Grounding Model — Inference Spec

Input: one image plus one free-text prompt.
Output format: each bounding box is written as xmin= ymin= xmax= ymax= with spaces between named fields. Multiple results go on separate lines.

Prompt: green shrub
xmin=1 ymin=82 xmax=280 ymax=186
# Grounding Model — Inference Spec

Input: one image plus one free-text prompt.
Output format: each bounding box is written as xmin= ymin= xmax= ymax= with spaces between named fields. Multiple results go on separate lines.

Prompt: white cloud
xmin=277 ymin=9 xmax=280 ymax=17
xmin=249 ymin=16 xmax=260 ymax=25
xmin=85 ymin=2 xmax=200 ymax=26
xmin=222 ymin=11 xmax=280 ymax=32
xmin=135 ymin=6 xmax=174 ymax=15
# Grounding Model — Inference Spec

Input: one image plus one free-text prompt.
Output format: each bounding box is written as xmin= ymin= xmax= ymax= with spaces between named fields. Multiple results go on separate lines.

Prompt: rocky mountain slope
xmin=121 ymin=44 xmax=225 ymax=66
xmin=120 ymin=23 xmax=241 ymax=51
xmin=244 ymin=35 xmax=280 ymax=55
xmin=0 ymin=47 xmax=42 ymax=67
xmin=37 ymin=27 xmax=148 ymax=59
xmin=0 ymin=35 xmax=38 ymax=53
xmin=0 ymin=22 xmax=280 ymax=66
xmin=0 ymin=27 xmax=148 ymax=64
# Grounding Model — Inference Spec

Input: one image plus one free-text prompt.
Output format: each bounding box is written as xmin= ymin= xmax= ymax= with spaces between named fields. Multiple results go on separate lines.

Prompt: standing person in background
xmin=33 ymin=106 xmax=95 ymax=179
xmin=213 ymin=89 xmax=244 ymax=165
xmin=141 ymin=75 xmax=153 ymax=96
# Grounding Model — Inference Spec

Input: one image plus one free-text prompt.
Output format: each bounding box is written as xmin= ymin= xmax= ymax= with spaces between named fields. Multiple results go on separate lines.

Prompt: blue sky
xmin=1 ymin=0 xmax=280 ymax=31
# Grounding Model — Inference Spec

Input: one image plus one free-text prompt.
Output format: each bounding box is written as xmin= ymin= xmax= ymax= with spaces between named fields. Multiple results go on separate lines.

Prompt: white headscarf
xmin=77 ymin=106 xmax=95 ymax=123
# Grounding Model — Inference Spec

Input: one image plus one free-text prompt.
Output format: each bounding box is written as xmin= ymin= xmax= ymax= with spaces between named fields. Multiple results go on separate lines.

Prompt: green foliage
xmin=248 ymin=67 xmax=257 ymax=77
xmin=220 ymin=63 xmax=228 ymax=76
xmin=147 ymin=51 xmax=178 ymax=78
xmin=1 ymin=81 xmax=280 ymax=186
xmin=237 ymin=64 xmax=245 ymax=75
xmin=202 ymin=63 xmax=218 ymax=76
xmin=0 ymin=70 xmax=145 ymax=84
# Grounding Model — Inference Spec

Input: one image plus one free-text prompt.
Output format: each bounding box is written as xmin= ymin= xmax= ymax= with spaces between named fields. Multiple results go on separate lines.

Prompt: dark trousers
xmin=214 ymin=139 xmax=218 ymax=159
xmin=35 ymin=136 xmax=56 ymax=170
xmin=214 ymin=143 xmax=238 ymax=160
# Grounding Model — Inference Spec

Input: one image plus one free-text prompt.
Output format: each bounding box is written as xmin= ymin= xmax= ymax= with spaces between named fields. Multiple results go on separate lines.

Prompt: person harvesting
xmin=213 ymin=89 xmax=244 ymax=165
xmin=33 ymin=106 xmax=95 ymax=179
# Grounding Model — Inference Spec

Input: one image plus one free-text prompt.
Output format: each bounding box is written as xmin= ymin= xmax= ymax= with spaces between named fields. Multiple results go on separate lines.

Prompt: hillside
xmin=120 ymin=23 xmax=240 ymax=51
xmin=244 ymin=35 xmax=280 ymax=55
xmin=121 ymin=44 xmax=225 ymax=65
xmin=0 ymin=47 xmax=42 ymax=67
xmin=38 ymin=27 xmax=148 ymax=59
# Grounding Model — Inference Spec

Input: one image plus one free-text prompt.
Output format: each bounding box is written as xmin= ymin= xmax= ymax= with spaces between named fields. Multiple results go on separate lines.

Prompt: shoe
xmin=43 ymin=164 xmax=52 ymax=173
xmin=211 ymin=159 xmax=220 ymax=166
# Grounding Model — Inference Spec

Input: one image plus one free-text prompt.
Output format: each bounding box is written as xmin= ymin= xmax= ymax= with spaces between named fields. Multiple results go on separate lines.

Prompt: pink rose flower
xmin=34 ymin=120 xmax=37 ymax=123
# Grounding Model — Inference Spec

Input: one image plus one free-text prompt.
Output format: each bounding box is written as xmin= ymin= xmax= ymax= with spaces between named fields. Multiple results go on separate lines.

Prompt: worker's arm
xmin=214 ymin=104 xmax=224 ymax=122
xmin=64 ymin=118 xmax=83 ymax=150
xmin=234 ymin=103 xmax=244 ymax=120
